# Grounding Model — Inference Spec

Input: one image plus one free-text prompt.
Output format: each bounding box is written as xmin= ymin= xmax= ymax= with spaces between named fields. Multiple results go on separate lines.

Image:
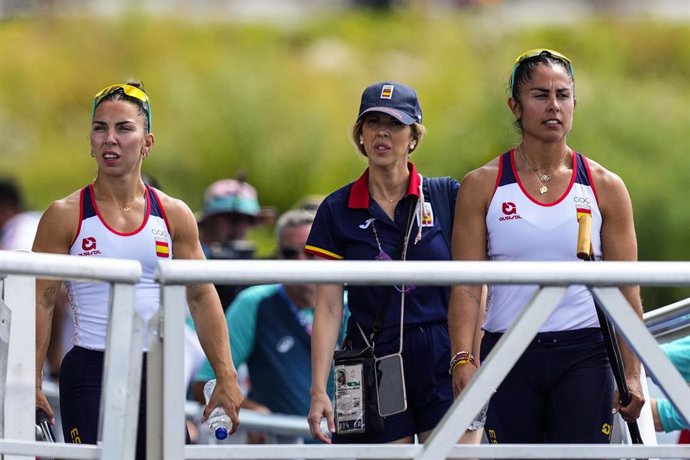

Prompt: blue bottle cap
xmin=215 ymin=426 xmax=228 ymax=440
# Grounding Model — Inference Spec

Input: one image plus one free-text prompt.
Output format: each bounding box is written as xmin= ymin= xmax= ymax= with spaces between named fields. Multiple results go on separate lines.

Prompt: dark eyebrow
xmin=91 ymin=120 xmax=137 ymax=126
xmin=529 ymin=86 xmax=571 ymax=93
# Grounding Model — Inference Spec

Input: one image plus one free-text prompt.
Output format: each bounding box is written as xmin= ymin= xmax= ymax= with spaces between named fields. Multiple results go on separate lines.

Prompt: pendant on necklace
xmin=121 ymin=205 xmax=133 ymax=213
xmin=539 ymin=174 xmax=551 ymax=183
xmin=539 ymin=185 xmax=548 ymax=195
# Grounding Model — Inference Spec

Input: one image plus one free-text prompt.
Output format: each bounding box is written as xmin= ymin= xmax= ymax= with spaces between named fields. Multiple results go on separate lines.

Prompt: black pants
xmin=60 ymin=346 xmax=190 ymax=459
xmin=481 ymin=328 xmax=614 ymax=443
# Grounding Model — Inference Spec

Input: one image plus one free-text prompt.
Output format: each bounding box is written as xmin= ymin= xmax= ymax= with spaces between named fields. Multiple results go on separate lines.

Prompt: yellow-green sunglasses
xmin=510 ymin=48 xmax=574 ymax=94
xmin=92 ymin=84 xmax=152 ymax=132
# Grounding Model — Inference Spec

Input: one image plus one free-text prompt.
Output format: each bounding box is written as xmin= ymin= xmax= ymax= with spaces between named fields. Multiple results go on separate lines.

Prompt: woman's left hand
xmin=612 ymin=375 xmax=645 ymax=423
xmin=203 ymin=377 xmax=244 ymax=435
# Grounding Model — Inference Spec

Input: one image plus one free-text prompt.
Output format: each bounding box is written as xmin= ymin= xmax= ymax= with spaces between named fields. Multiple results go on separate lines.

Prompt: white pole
xmin=3 ymin=274 xmax=36 ymax=460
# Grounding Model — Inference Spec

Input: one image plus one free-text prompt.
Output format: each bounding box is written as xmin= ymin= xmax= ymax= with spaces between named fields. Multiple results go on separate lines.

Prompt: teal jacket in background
xmin=657 ymin=335 xmax=690 ymax=432
xmin=195 ymin=284 xmax=348 ymax=417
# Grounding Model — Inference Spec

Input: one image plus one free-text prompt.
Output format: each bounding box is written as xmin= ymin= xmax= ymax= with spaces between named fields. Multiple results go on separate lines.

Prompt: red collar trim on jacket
xmin=348 ymin=162 xmax=420 ymax=209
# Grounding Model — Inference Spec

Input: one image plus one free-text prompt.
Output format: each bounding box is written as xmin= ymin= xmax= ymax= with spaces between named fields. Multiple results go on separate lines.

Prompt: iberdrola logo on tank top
xmin=79 ymin=236 xmax=102 ymax=256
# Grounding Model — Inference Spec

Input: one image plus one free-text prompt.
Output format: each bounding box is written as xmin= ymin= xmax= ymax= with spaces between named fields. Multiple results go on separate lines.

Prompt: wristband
xmin=448 ymin=351 xmax=477 ymax=375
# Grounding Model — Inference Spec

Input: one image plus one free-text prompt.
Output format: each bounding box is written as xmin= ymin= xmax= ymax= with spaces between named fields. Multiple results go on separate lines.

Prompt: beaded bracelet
xmin=448 ymin=351 xmax=477 ymax=375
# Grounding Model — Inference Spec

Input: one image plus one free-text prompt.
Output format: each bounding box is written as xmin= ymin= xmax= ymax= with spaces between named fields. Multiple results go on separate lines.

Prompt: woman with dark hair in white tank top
xmin=33 ymin=82 xmax=243 ymax=458
xmin=448 ymin=49 xmax=645 ymax=443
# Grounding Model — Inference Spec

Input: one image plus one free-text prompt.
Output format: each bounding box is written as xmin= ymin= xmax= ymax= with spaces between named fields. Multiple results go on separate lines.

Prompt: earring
xmin=359 ymin=138 xmax=364 ymax=145
xmin=410 ymin=142 xmax=416 ymax=150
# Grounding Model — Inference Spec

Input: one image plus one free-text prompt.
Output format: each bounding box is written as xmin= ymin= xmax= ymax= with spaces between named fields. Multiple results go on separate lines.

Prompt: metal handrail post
xmin=147 ymin=284 xmax=187 ymax=460
xmin=0 ymin=297 xmax=10 ymax=438
xmin=3 ymin=273 xmax=35 ymax=460
xmin=163 ymin=284 xmax=187 ymax=460
xmin=99 ymin=282 xmax=143 ymax=460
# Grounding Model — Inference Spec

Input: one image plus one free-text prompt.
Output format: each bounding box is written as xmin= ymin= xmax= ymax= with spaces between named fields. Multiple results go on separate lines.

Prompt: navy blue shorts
xmin=481 ymin=328 xmax=614 ymax=443
xmin=333 ymin=321 xmax=453 ymax=443
xmin=59 ymin=346 xmax=190 ymax=459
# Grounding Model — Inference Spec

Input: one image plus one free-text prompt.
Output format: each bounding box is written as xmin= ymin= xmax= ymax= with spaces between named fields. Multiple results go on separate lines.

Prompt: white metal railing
xmin=176 ymin=299 xmax=690 ymax=445
xmin=3 ymin=256 xmax=690 ymax=459
xmin=0 ymin=250 xmax=142 ymax=460
xmin=154 ymin=259 xmax=690 ymax=460
xmin=645 ymin=296 xmax=690 ymax=344
xmin=179 ymin=300 xmax=690 ymax=447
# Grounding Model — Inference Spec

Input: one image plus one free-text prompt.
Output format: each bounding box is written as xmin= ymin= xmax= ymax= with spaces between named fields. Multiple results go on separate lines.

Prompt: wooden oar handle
xmin=577 ymin=213 xmax=592 ymax=260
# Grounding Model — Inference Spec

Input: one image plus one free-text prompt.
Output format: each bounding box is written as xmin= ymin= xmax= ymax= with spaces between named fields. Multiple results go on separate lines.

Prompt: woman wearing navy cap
xmin=33 ymin=81 xmax=243 ymax=457
xmin=305 ymin=81 xmax=483 ymax=444
xmin=448 ymin=49 xmax=644 ymax=443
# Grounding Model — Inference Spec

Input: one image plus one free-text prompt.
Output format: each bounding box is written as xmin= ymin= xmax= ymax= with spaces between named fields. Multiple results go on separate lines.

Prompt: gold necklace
xmin=118 ymin=191 xmax=145 ymax=213
xmin=370 ymin=192 xmax=405 ymax=204
xmin=518 ymin=145 xmax=567 ymax=195
xmin=120 ymin=201 xmax=135 ymax=213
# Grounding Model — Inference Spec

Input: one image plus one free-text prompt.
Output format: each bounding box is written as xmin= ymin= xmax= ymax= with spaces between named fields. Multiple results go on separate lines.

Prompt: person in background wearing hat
xmin=184 ymin=177 xmax=266 ymax=422
xmin=448 ymin=49 xmax=643 ymax=444
xmin=34 ymin=81 xmax=243 ymax=458
xmin=305 ymin=81 xmax=483 ymax=444
xmin=197 ymin=177 xmax=263 ymax=310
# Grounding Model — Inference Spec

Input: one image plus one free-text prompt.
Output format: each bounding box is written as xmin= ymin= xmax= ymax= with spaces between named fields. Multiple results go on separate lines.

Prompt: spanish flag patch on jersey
xmin=155 ymin=239 xmax=170 ymax=258
xmin=576 ymin=207 xmax=592 ymax=221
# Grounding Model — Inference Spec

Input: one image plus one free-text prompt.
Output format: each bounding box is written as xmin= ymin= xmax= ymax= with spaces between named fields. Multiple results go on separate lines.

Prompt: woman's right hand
xmin=307 ymin=391 xmax=334 ymax=444
xmin=36 ymin=387 xmax=55 ymax=424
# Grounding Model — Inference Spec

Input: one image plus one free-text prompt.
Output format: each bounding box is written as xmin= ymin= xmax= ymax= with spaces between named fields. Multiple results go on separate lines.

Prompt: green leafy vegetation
xmin=1 ymin=11 xmax=688 ymax=308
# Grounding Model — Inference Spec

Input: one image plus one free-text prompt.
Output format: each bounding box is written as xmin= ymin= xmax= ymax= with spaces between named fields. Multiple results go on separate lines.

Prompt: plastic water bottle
xmin=203 ymin=379 xmax=232 ymax=440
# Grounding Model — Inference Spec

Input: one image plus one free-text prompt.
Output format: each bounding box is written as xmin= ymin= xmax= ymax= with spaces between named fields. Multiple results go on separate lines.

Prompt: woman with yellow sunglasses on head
xmin=448 ymin=50 xmax=644 ymax=443
xmin=33 ymin=81 xmax=243 ymax=458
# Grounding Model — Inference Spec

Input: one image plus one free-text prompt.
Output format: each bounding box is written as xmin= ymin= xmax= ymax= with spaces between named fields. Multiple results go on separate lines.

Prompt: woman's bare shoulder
xmin=461 ymin=156 xmax=502 ymax=196
xmin=152 ymin=189 xmax=197 ymax=236
xmin=34 ymin=189 xmax=84 ymax=253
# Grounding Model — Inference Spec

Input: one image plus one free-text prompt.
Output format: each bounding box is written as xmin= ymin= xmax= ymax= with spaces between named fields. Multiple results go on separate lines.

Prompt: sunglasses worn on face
xmin=510 ymin=48 xmax=574 ymax=94
xmin=92 ymin=84 xmax=152 ymax=131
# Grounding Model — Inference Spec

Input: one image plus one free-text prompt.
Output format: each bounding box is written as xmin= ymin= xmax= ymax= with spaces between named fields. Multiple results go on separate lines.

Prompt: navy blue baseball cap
xmin=357 ymin=81 xmax=422 ymax=125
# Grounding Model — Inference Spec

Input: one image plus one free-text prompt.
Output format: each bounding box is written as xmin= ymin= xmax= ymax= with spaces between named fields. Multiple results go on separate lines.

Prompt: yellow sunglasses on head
xmin=510 ymin=48 xmax=574 ymax=94
xmin=92 ymin=84 xmax=152 ymax=131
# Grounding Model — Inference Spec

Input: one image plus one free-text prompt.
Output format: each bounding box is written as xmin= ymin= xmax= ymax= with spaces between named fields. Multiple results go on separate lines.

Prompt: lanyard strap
xmin=359 ymin=192 xmax=420 ymax=354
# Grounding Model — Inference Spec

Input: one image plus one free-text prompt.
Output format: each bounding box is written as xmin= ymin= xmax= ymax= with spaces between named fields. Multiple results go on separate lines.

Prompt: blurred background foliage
xmin=0 ymin=8 xmax=688 ymax=309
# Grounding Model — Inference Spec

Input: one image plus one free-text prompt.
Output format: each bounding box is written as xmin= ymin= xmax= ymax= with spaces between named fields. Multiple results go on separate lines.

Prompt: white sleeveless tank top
xmin=484 ymin=149 xmax=602 ymax=333
xmin=67 ymin=184 xmax=172 ymax=350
